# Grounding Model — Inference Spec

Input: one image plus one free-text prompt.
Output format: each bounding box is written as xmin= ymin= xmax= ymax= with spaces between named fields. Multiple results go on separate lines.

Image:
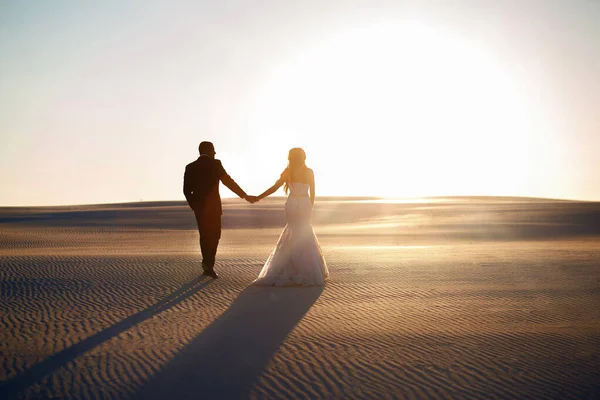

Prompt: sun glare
xmin=245 ymin=20 xmax=542 ymax=198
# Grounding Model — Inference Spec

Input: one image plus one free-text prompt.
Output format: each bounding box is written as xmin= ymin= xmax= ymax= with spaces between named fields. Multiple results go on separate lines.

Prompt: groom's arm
xmin=217 ymin=160 xmax=248 ymax=199
xmin=183 ymin=165 xmax=194 ymax=206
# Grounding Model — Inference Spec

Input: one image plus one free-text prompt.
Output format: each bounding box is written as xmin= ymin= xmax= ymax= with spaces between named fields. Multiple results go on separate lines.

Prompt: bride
xmin=252 ymin=148 xmax=329 ymax=286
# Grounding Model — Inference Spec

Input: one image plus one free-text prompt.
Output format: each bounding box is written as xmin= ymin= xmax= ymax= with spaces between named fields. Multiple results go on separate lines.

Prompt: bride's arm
xmin=258 ymin=170 xmax=286 ymax=201
xmin=258 ymin=181 xmax=283 ymax=200
xmin=309 ymin=168 xmax=315 ymax=206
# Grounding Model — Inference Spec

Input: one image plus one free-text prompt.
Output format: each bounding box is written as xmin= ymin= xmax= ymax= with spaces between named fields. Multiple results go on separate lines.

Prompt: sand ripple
xmin=1 ymin=200 xmax=599 ymax=399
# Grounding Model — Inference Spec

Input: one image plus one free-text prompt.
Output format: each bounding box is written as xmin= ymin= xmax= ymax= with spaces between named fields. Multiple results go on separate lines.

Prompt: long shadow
xmin=134 ymin=285 xmax=323 ymax=399
xmin=0 ymin=275 xmax=213 ymax=399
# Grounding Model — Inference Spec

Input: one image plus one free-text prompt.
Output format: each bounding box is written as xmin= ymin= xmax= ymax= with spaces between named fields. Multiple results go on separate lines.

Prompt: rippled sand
xmin=1 ymin=197 xmax=599 ymax=399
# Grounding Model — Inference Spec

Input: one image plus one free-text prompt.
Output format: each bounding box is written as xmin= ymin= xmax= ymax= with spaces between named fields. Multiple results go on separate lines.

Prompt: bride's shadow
xmin=134 ymin=285 xmax=323 ymax=399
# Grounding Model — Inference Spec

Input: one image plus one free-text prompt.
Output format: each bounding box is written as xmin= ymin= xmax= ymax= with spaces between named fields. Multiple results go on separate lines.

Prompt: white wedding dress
xmin=252 ymin=183 xmax=329 ymax=286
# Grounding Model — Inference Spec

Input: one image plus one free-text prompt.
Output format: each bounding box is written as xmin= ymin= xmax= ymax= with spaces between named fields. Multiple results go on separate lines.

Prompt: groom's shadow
xmin=0 ymin=275 xmax=214 ymax=400
xmin=134 ymin=285 xmax=323 ymax=399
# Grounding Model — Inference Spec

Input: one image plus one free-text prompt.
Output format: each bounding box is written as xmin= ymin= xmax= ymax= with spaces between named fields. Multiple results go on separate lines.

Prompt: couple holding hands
xmin=183 ymin=141 xmax=328 ymax=286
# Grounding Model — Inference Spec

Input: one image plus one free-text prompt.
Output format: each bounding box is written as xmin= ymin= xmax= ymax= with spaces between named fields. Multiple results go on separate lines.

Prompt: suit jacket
xmin=183 ymin=156 xmax=247 ymax=216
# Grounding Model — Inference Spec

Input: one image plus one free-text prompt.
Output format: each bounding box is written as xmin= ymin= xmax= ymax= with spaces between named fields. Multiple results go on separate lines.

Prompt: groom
xmin=183 ymin=141 xmax=257 ymax=278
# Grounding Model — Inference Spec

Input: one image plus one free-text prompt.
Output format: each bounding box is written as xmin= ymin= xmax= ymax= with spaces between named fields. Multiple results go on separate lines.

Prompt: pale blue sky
xmin=1 ymin=1 xmax=599 ymax=205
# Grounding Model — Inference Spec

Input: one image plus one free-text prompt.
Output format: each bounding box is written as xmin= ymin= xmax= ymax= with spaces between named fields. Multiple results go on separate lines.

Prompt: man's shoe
xmin=202 ymin=270 xmax=219 ymax=279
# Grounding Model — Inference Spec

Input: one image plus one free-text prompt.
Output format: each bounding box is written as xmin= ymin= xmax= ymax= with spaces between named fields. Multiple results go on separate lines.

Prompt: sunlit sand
xmin=329 ymin=245 xmax=433 ymax=249
xmin=1 ymin=197 xmax=599 ymax=399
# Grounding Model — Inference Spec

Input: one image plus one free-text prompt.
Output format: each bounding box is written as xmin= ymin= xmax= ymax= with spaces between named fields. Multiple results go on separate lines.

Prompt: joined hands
xmin=245 ymin=195 xmax=260 ymax=204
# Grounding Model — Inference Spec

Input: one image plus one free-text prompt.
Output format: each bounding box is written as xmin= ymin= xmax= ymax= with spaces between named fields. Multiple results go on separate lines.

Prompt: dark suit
xmin=183 ymin=156 xmax=247 ymax=271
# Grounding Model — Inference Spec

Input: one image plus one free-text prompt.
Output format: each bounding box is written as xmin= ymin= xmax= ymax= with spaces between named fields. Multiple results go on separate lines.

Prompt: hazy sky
xmin=1 ymin=0 xmax=599 ymax=205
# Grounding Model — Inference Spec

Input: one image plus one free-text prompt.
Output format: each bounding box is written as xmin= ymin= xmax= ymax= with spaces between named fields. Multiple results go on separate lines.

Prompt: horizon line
xmin=0 ymin=195 xmax=596 ymax=209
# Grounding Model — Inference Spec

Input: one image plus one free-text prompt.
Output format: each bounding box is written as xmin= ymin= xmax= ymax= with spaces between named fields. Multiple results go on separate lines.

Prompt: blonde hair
xmin=284 ymin=147 xmax=307 ymax=194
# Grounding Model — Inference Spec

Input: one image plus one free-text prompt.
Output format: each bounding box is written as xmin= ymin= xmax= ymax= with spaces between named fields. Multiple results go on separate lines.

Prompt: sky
xmin=1 ymin=0 xmax=599 ymax=206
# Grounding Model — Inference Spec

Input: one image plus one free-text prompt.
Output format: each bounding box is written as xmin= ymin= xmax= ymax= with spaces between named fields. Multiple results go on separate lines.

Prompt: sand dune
xmin=0 ymin=197 xmax=599 ymax=399
xmin=1 ymin=196 xmax=599 ymax=239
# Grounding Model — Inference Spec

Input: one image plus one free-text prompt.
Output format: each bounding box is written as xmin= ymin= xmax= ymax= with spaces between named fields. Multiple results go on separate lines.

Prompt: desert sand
xmin=0 ymin=197 xmax=599 ymax=399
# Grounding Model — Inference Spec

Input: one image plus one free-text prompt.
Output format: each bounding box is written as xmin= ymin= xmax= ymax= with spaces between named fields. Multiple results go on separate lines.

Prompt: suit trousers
xmin=193 ymin=210 xmax=222 ymax=270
